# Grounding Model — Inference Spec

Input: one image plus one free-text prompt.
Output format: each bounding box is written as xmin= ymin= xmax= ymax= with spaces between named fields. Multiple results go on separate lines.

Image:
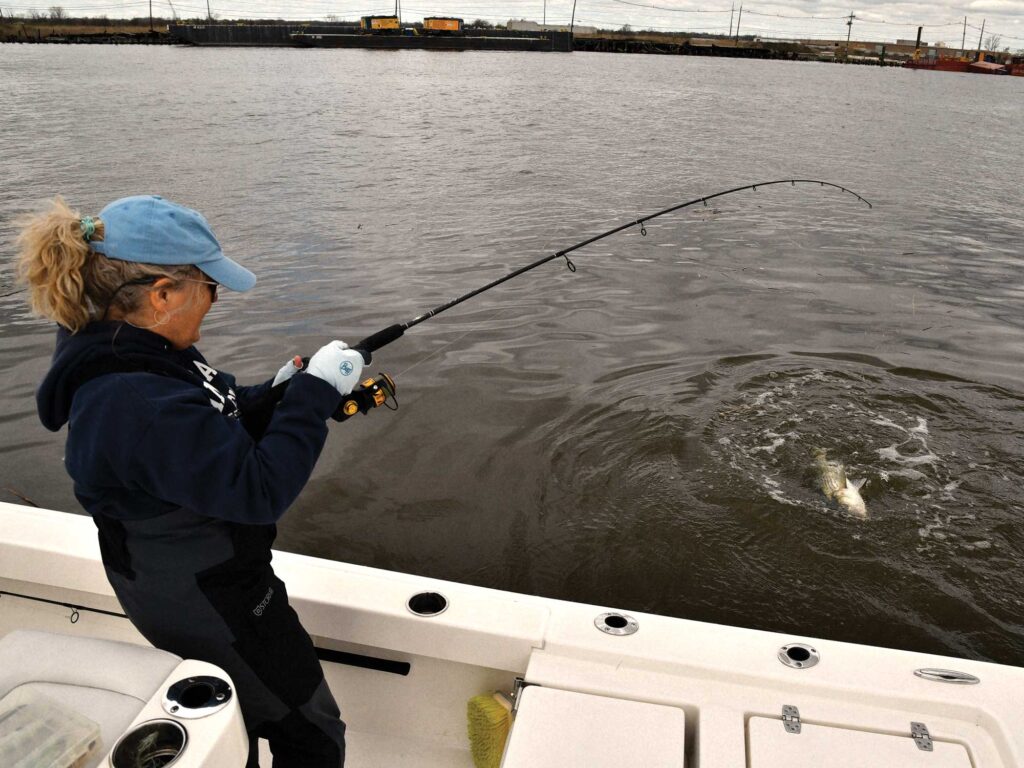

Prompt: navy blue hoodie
xmin=37 ymin=322 xmax=342 ymax=525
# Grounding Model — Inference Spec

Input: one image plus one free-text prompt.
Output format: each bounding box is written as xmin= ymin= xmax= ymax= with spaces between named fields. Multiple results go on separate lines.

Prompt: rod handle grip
xmin=354 ymin=323 xmax=405 ymax=363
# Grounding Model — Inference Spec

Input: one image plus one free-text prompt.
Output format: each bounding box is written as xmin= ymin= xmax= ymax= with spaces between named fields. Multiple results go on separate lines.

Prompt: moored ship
xmin=903 ymin=57 xmax=971 ymax=73
xmin=903 ymin=53 xmax=1012 ymax=75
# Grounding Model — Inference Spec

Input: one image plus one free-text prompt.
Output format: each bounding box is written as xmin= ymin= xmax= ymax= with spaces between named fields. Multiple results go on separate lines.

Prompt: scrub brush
xmin=467 ymin=691 xmax=513 ymax=768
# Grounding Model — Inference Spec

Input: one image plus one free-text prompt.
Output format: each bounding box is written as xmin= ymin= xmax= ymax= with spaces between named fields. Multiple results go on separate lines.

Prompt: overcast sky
xmin=4 ymin=1 xmax=1022 ymax=46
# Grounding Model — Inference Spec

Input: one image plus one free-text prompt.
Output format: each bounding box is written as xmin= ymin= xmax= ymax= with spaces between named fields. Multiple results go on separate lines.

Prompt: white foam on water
xmin=962 ymin=540 xmax=992 ymax=551
xmin=871 ymin=415 xmax=930 ymax=437
xmin=880 ymin=467 xmax=928 ymax=482
xmin=871 ymin=416 xmax=907 ymax=432
xmin=752 ymin=438 xmax=786 ymax=453
xmin=877 ymin=444 xmax=940 ymax=466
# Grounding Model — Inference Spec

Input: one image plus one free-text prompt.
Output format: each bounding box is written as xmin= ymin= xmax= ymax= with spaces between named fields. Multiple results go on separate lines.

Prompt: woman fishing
xmin=18 ymin=194 xmax=361 ymax=767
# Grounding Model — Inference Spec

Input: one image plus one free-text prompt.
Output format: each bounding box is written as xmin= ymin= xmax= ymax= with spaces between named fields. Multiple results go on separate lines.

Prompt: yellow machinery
xmin=422 ymin=17 xmax=463 ymax=34
xmin=359 ymin=15 xmax=400 ymax=32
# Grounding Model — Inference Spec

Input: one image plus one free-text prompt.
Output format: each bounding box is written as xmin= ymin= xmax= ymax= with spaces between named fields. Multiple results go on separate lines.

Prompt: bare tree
xmin=48 ymin=6 xmax=66 ymax=19
xmin=984 ymin=33 xmax=1001 ymax=51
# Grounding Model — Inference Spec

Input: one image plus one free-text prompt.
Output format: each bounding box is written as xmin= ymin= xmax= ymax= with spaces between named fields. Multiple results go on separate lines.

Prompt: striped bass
xmin=813 ymin=448 xmax=867 ymax=517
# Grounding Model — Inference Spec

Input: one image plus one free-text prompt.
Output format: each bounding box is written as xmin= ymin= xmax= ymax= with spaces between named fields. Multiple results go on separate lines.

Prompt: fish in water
xmin=813 ymin=448 xmax=867 ymax=517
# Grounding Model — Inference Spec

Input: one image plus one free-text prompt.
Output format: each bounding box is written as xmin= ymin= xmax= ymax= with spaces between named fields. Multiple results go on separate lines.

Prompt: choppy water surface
xmin=2 ymin=47 xmax=1022 ymax=664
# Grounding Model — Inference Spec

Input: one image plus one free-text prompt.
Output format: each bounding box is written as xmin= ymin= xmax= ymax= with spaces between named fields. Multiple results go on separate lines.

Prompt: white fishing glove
xmin=272 ymin=355 xmax=304 ymax=387
xmin=305 ymin=340 xmax=365 ymax=396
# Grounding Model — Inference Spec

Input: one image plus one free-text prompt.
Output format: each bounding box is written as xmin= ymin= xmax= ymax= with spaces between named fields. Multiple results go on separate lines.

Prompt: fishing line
xmin=345 ymin=179 xmax=872 ymax=362
xmin=394 ymin=312 xmax=505 ymax=378
xmin=395 ymin=203 xmax=574 ymax=378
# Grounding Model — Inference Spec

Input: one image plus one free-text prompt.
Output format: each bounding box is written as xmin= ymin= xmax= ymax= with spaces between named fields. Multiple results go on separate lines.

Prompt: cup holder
xmin=162 ymin=676 xmax=233 ymax=719
xmin=111 ymin=719 xmax=187 ymax=768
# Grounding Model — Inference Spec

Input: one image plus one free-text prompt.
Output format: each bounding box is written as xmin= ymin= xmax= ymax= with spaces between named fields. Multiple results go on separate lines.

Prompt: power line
xmin=605 ymin=0 xmax=730 ymax=13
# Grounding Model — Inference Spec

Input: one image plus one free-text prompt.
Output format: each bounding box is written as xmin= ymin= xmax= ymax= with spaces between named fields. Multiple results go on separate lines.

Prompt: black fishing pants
xmin=94 ymin=510 xmax=346 ymax=767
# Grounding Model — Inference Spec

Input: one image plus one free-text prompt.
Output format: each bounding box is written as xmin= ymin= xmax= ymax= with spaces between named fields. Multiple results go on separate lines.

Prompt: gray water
xmin=2 ymin=46 xmax=1023 ymax=665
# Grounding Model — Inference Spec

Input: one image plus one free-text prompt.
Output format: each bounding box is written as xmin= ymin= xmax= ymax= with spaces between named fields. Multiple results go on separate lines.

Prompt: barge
xmin=3 ymin=500 xmax=1024 ymax=766
xmin=903 ymin=55 xmax=1012 ymax=75
xmin=290 ymin=30 xmax=570 ymax=52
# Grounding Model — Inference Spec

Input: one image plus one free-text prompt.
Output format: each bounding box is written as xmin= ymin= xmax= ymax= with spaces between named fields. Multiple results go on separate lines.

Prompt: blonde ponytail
xmin=17 ymin=197 xmax=198 ymax=333
xmin=16 ymin=197 xmax=104 ymax=333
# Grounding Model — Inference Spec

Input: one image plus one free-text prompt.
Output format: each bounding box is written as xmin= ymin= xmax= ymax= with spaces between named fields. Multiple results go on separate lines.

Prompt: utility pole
xmin=206 ymin=0 xmax=211 ymax=21
xmin=734 ymin=4 xmax=742 ymax=42
xmin=976 ymin=19 xmax=986 ymax=60
xmin=570 ymin=0 xmax=577 ymax=39
xmin=149 ymin=0 xmax=153 ymax=31
xmin=845 ymin=11 xmax=856 ymax=59
xmin=960 ymin=16 xmax=967 ymax=58
xmin=543 ymin=0 xmax=546 ymax=26
xmin=728 ymin=3 xmax=734 ymax=38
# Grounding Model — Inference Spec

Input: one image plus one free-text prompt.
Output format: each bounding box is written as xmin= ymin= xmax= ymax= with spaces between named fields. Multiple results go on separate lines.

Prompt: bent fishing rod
xmin=276 ymin=179 xmax=871 ymax=422
xmin=348 ymin=179 xmax=871 ymax=360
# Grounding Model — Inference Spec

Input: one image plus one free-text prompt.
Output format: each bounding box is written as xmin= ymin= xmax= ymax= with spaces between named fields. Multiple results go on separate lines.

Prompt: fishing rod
xmin=347 ymin=179 xmax=872 ymax=361
xmin=265 ymin=179 xmax=871 ymax=424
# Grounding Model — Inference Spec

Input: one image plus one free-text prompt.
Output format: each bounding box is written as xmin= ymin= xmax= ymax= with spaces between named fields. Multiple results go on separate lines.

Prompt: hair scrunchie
xmin=80 ymin=216 xmax=96 ymax=242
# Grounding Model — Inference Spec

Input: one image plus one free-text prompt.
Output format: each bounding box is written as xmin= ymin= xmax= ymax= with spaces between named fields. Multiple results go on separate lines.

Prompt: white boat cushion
xmin=0 ymin=630 xmax=181 ymax=762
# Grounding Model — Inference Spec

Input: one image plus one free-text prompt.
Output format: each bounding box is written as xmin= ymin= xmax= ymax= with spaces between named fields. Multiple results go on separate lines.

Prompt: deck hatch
xmin=503 ymin=686 xmax=685 ymax=767
xmin=748 ymin=716 xmax=972 ymax=767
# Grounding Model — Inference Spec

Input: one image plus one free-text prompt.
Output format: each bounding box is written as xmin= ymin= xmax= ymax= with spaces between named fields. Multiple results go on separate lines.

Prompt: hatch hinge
xmin=510 ymin=677 xmax=533 ymax=715
xmin=782 ymin=705 xmax=801 ymax=734
xmin=911 ymin=721 xmax=933 ymax=751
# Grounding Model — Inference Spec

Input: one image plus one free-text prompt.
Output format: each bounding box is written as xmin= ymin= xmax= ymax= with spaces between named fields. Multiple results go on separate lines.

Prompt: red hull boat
xmin=904 ymin=54 xmax=1016 ymax=76
xmin=903 ymin=57 xmax=971 ymax=73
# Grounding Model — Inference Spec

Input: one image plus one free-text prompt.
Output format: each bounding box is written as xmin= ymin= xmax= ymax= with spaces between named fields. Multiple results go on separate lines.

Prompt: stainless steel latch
xmin=911 ymin=722 xmax=933 ymax=751
xmin=782 ymin=705 xmax=801 ymax=734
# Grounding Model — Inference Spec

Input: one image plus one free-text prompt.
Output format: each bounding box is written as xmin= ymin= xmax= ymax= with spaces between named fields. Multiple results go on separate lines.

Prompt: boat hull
xmin=903 ymin=58 xmax=970 ymax=73
xmin=903 ymin=57 xmax=1011 ymax=75
xmin=290 ymin=32 xmax=561 ymax=52
xmin=2 ymin=502 xmax=1024 ymax=767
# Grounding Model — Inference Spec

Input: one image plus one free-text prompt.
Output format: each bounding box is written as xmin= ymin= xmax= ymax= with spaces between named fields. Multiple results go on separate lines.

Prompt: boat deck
xmin=3 ymin=501 xmax=1024 ymax=767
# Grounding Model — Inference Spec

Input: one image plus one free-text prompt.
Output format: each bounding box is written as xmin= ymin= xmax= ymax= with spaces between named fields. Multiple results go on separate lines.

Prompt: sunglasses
xmin=108 ymin=274 xmax=219 ymax=305
xmin=184 ymin=277 xmax=219 ymax=300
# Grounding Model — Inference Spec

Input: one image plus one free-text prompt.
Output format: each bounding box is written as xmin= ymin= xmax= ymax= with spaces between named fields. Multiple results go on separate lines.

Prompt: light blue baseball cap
xmin=90 ymin=195 xmax=256 ymax=292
